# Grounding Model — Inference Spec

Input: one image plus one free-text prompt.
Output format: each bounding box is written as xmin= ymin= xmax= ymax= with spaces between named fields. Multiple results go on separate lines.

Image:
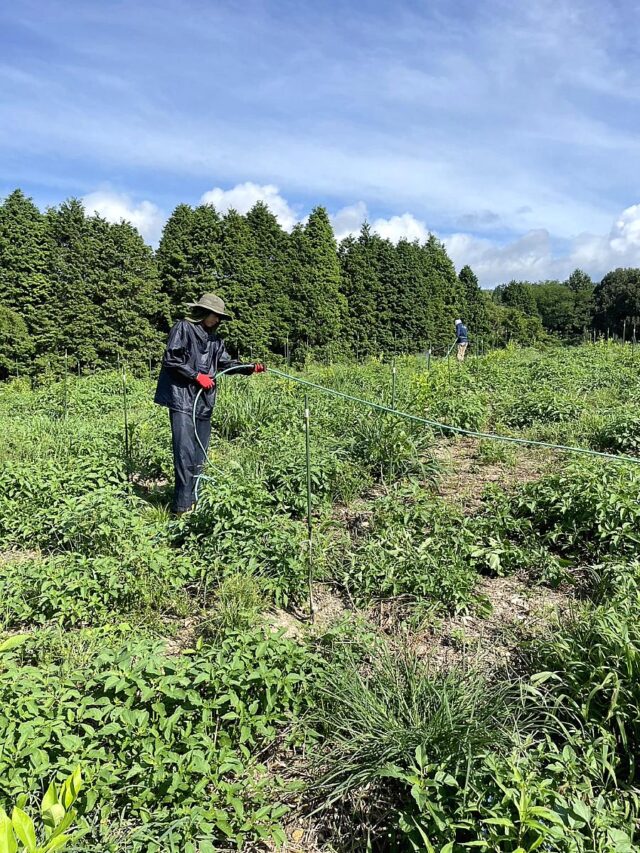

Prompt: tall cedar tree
xmin=0 ymin=190 xmax=56 ymax=363
xmin=245 ymin=202 xmax=292 ymax=354
xmin=46 ymin=199 xmax=104 ymax=367
xmin=94 ymin=218 xmax=169 ymax=367
xmin=216 ymin=209 xmax=270 ymax=358
xmin=338 ymin=225 xmax=380 ymax=357
xmin=458 ymin=265 xmax=488 ymax=338
xmin=295 ymin=207 xmax=346 ymax=353
xmin=156 ymin=203 xmax=197 ymax=321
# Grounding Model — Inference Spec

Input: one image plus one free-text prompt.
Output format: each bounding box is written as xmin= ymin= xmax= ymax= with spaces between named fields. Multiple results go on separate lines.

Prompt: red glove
xmin=253 ymin=363 xmax=266 ymax=374
xmin=195 ymin=373 xmax=214 ymax=390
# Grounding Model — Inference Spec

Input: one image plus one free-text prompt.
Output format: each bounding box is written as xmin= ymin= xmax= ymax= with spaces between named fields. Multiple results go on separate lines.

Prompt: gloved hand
xmin=253 ymin=363 xmax=266 ymax=374
xmin=195 ymin=373 xmax=214 ymax=390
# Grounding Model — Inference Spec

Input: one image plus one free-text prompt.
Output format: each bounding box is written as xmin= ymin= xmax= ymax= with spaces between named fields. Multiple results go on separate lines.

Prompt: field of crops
xmin=1 ymin=342 xmax=640 ymax=852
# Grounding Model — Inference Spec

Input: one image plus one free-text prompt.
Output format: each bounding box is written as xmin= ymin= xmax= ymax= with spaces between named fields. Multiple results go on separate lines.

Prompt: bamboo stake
xmin=304 ymin=394 xmax=315 ymax=621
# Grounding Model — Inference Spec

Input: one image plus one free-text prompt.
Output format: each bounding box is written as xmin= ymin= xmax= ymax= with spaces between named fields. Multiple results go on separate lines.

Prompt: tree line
xmin=1 ymin=188 xmax=638 ymax=378
xmin=493 ymin=268 xmax=640 ymax=342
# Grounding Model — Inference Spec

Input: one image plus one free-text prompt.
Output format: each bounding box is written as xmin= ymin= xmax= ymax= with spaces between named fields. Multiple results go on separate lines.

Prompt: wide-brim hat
xmin=186 ymin=293 xmax=233 ymax=320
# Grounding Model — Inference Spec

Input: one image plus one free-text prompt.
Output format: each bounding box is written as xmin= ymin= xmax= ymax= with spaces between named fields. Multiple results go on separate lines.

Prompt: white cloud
xmin=371 ymin=212 xmax=430 ymax=243
xmin=331 ymin=203 xmax=431 ymax=244
xmin=82 ymin=190 xmax=165 ymax=245
xmin=331 ymin=202 xmax=368 ymax=241
xmin=445 ymin=203 xmax=640 ymax=286
xmin=199 ymin=182 xmax=298 ymax=231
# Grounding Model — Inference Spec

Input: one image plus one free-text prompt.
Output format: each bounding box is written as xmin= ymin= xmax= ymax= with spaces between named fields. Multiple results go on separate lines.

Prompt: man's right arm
xmin=163 ymin=322 xmax=198 ymax=381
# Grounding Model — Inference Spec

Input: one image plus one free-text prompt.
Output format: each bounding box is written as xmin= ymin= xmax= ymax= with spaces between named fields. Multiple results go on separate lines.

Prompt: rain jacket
xmin=154 ymin=320 xmax=252 ymax=420
xmin=455 ymin=322 xmax=469 ymax=343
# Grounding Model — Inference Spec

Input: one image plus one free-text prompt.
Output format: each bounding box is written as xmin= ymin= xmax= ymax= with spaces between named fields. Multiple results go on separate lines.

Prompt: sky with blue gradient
xmin=2 ymin=0 xmax=639 ymax=285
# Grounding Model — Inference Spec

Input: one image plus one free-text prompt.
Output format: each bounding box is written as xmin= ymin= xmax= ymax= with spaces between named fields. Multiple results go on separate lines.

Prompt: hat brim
xmin=186 ymin=302 xmax=233 ymax=320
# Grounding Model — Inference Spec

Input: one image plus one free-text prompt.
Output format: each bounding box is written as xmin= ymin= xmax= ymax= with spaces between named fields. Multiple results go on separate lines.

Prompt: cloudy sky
xmin=2 ymin=0 xmax=639 ymax=286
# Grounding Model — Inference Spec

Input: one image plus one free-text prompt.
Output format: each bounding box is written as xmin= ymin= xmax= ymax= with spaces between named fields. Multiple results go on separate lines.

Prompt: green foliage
xmin=315 ymin=641 xmax=508 ymax=801
xmin=0 ymin=767 xmax=84 ymax=853
xmin=592 ymin=412 xmax=640 ymax=455
xmin=0 ymin=629 xmax=319 ymax=850
xmin=0 ymin=305 xmax=33 ymax=380
xmin=0 ymin=549 xmax=191 ymax=629
xmin=3 ymin=345 xmax=640 ymax=851
xmin=202 ymin=573 xmax=263 ymax=638
xmin=348 ymin=413 xmax=436 ymax=483
xmin=175 ymin=472 xmax=312 ymax=607
xmin=503 ymin=463 xmax=640 ymax=561
xmin=340 ymin=485 xmax=478 ymax=611
xmin=501 ymin=388 xmax=582 ymax=428
xmin=594 ymin=267 xmax=640 ymax=337
xmin=532 ymin=591 xmax=640 ymax=784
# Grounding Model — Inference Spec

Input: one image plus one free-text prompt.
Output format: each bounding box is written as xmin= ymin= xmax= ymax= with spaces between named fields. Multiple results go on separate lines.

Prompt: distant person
xmin=455 ymin=319 xmax=469 ymax=362
xmin=154 ymin=293 xmax=265 ymax=515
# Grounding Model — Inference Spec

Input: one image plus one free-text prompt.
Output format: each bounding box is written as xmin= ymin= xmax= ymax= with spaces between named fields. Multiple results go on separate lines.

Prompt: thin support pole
xmin=427 ymin=348 xmax=431 ymax=372
xmin=390 ymin=361 xmax=397 ymax=482
xmin=63 ymin=350 xmax=69 ymax=421
xmin=304 ymin=394 xmax=315 ymax=621
xmin=122 ymin=365 xmax=131 ymax=477
xmin=391 ymin=360 xmax=397 ymax=410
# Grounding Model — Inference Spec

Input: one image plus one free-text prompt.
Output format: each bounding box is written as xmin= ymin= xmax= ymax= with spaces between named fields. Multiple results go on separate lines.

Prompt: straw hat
xmin=186 ymin=293 xmax=233 ymax=320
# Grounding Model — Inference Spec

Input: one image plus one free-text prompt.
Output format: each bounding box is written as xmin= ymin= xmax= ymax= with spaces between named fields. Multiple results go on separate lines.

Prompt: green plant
xmin=349 ymin=413 xmax=438 ymax=484
xmin=340 ymin=486 xmax=479 ymax=612
xmin=592 ymin=412 xmax=640 ymax=456
xmin=0 ymin=767 xmax=83 ymax=853
xmin=201 ymin=573 xmax=263 ymax=637
xmin=176 ymin=471 xmax=315 ymax=607
xmin=0 ymin=629 xmax=321 ymax=849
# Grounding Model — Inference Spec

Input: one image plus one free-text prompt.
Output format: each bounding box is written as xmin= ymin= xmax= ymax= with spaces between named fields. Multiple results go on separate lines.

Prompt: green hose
xmin=191 ymin=361 xmax=640 ymax=507
xmin=192 ymin=364 xmax=255 ymax=503
xmin=266 ymin=367 xmax=640 ymax=466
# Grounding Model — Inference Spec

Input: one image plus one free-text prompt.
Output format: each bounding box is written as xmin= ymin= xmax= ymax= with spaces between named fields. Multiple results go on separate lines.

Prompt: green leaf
xmin=41 ymin=835 xmax=72 ymax=852
xmin=11 ymin=808 xmax=36 ymax=853
xmin=40 ymin=783 xmax=58 ymax=817
xmin=42 ymin=803 xmax=65 ymax=832
xmin=59 ymin=768 xmax=82 ymax=811
xmin=570 ymin=800 xmax=591 ymax=824
xmin=0 ymin=635 xmax=29 ymax=653
xmin=0 ymin=809 xmax=17 ymax=853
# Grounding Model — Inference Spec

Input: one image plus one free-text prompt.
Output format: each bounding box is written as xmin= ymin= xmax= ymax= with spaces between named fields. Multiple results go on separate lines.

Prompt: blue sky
xmin=2 ymin=0 xmax=640 ymax=285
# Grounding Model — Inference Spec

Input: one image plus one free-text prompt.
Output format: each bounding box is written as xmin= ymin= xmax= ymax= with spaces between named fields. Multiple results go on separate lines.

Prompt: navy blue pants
xmin=169 ymin=411 xmax=212 ymax=512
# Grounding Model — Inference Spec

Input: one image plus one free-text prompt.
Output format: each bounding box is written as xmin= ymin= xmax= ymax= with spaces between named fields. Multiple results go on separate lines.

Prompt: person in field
xmin=154 ymin=293 xmax=265 ymax=515
xmin=455 ymin=318 xmax=469 ymax=362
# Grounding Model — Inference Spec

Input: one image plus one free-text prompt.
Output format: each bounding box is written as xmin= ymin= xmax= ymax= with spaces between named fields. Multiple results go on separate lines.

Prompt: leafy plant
xmin=0 ymin=767 xmax=83 ymax=853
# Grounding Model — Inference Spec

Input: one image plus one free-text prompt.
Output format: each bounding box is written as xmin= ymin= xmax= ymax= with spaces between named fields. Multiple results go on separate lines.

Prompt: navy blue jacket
xmin=455 ymin=323 xmax=469 ymax=343
xmin=154 ymin=320 xmax=252 ymax=420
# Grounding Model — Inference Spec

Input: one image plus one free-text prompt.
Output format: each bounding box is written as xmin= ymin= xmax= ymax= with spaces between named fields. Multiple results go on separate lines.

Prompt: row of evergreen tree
xmin=1 ymin=188 xmax=636 ymax=378
xmin=494 ymin=268 xmax=640 ymax=341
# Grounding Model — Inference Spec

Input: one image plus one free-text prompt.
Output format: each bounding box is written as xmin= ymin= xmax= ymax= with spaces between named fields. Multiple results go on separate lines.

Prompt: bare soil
xmin=415 ymin=574 xmax=572 ymax=672
xmin=433 ymin=436 xmax=553 ymax=512
xmin=0 ymin=548 xmax=39 ymax=566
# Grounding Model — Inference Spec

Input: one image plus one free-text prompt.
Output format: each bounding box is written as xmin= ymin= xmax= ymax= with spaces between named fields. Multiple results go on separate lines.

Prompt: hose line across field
xmin=192 ymin=362 xmax=640 ymax=504
xmin=265 ymin=367 xmax=640 ymax=466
